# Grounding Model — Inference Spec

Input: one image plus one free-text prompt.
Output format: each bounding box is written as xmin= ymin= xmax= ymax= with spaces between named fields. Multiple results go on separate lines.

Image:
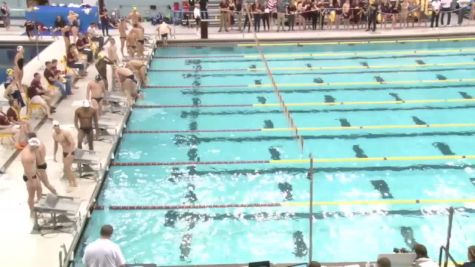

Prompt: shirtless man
xmin=52 ymin=120 xmax=77 ymax=188
xmin=126 ymin=59 xmax=147 ymax=87
xmin=116 ymin=67 xmax=139 ymax=105
xmin=118 ymin=19 xmax=128 ymax=57
xmin=127 ymin=7 xmax=142 ymax=25
xmin=20 ymin=137 xmax=43 ymax=217
xmin=87 ymin=76 xmax=107 ymax=116
xmin=74 ymin=100 xmax=99 ymax=151
xmin=28 ymin=132 xmax=57 ymax=194
xmin=131 ymin=23 xmax=145 ymax=58
xmin=126 ymin=28 xmax=137 ymax=58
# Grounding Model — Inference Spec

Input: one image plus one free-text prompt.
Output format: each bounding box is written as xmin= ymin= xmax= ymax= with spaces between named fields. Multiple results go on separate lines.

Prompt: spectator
xmin=100 ymin=8 xmax=110 ymax=36
xmin=28 ymin=72 xmax=54 ymax=119
xmin=200 ymin=0 xmax=209 ymax=19
xmin=44 ymin=61 xmax=69 ymax=97
xmin=377 ymin=257 xmax=391 ymax=267
xmin=24 ymin=20 xmax=36 ymax=40
xmin=254 ymin=3 xmax=262 ymax=32
xmin=457 ymin=0 xmax=470 ymax=25
xmin=127 ymin=7 xmax=142 ymax=25
xmin=287 ymin=2 xmax=296 ymax=31
xmin=218 ymin=0 xmax=230 ymax=32
xmin=67 ymin=10 xmax=80 ymax=43
xmin=1 ymin=1 xmax=10 ymax=30
xmin=51 ymin=58 xmax=75 ymax=91
xmin=0 ymin=110 xmax=27 ymax=148
xmin=242 ymin=2 xmax=251 ymax=32
xmin=82 ymin=225 xmax=126 ymax=267
xmin=74 ymin=100 xmax=99 ymax=151
xmin=6 ymin=99 xmax=30 ymax=141
xmin=52 ymin=120 xmax=77 ymax=189
xmin=236 ymin=0 xmax=243 ymax=31
xmin=275 ymin=0 xmax=286 ymax=31
xmin=309 ymin=261 xmax=322 ymax=267
xmin=194 ymin=5 xmax=201 ymax=33
xmin=54 ymin=16 xmax=71 ymax=50
xmin=66 ymin=44 xmax=87 ymax=76
xmin=20 ymin=137 xmax=43 ymax=218
xmin=262 ymin=2 xmax=271 ymax=31
xmin=413 ymin=244 xmax=438 ymax=267
xmin=431 ymin=0 xmax=441 ymax=28
xmin=87 ymin=23 xmax=105 ymax=54
xmin=440 ymin=0 xmax=452 ymax=25
xmin=400 ymin=0 xmax=410 ymax=28
xmin=76 ymin=33 xmax=93 ymax=63
xmin=366 ymin=0 xmax=378 ymax=32
xmin=462 ymin=246 xmax=475 ymax=267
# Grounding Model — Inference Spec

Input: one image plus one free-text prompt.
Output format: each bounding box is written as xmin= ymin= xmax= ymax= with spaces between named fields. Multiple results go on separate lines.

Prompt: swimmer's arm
xmin=86 ymin=84 xmax=91 ymax=100
xmin=93 ymin=110 xmax=99 ymax=135
xmin=65 ymin=132 xmax=76 ymax=152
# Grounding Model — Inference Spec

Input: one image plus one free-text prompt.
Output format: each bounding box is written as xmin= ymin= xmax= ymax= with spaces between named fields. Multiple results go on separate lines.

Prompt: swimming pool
xmin=75 ymin=38 xmax=475 ymax=266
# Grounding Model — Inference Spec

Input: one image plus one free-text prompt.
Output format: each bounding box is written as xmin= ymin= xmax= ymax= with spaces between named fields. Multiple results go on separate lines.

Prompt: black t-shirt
xmin=44 ymin=69 xmax=55 ymax=85
xmin=199 ymin=0 xmax=208 ymax=9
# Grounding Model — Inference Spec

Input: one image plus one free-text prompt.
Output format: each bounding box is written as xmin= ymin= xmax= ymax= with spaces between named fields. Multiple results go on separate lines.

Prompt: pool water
xmin=75 ymin=39 xmax=475 ymax=266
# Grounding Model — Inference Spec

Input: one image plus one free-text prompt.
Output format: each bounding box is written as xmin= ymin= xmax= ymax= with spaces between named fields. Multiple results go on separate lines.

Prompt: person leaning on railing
xmin=461 ymin=246 xmax=475 ymax=267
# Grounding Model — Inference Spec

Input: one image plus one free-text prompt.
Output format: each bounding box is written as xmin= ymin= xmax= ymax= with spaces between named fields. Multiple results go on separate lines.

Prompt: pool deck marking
xmin=237 ymin=37 xmax=475 ymax=47
xmin=149 ymin=62 xmax=475 ymax=73
xmin=124 ymin=123 xmax=475 ymax=134
xmin=134 ymin=98 xmax=475 ymax=109
xmin=93 ymin=198 xmax=475 ymax=211
xmin=145 ymin=78 xmax=475 ymax=89
xmin=111 ymin=155 xmax=475 ymax=167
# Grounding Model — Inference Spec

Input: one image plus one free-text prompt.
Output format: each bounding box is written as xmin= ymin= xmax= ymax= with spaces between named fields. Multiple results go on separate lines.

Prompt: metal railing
xmin=438 ymin=245 xmax=460 ymax=267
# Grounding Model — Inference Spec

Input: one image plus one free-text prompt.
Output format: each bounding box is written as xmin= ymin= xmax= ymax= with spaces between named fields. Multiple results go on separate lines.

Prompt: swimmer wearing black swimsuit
xmin=92 ymin=97 xmax=103 ymax=104
xmin=23 ymin=174 xmax=37 ymax=182
xmin=63 ymin=151 xmax=75 ymax=158
xmin=37 ymin=163 xmax=47 ymax=170
xmin=17 ymin=58 xmax=24 ymax=71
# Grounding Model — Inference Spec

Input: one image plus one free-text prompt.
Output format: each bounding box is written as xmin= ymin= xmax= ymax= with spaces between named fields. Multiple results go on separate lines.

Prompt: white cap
xmin=17 ymin=45 xmax=23 ymax=52
xmin=52 ymin=120 xmax=60 ymax=127
xmin=82 ymin=100 xmax=90 ymax=108
xmin=28 ymin=138 xmax=41 ymax=147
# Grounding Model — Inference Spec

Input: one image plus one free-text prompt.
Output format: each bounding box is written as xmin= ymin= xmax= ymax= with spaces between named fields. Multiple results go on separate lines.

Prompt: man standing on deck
xmin=52 ymin=120 xmax=77 ymax=189
xmin=28 ymin=132 xmax=57 ymax=195
xmin=74 ymin=100 xmax=99 ymax=151
xmin=20 ymin=137 xmax=43 ymax=218
xmin=83 ymin=224 xmax=126 ymax=267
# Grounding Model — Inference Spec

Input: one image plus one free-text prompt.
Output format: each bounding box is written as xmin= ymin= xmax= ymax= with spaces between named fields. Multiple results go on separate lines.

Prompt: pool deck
xmin=0 ymin=22 xmax=475 ymax=267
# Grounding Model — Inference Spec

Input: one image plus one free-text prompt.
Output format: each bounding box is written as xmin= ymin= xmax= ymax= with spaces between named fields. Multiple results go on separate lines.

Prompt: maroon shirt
xmin=0 ymin=112 xmax=10 ymax=126
xmin=28 ymin=79 xmax=44 ymax=98
xmin=6 ymin=107 xmax=18 ymax=122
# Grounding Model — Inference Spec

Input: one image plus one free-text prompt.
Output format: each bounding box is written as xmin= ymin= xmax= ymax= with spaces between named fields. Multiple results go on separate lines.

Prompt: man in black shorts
xmin=74 ymin=100 xmax=99 ymax=151
xmin=28 ymin=132 xmax=57 ymax=194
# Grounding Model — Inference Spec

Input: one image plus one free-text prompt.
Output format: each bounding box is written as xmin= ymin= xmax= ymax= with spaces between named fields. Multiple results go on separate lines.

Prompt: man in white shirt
xmin=440 ymin=0 xmax=452 ymax=25
xmin=430 ymin=0 xmax=441 ymax=27
xmin=83 ymin=225 xmax=126 ymax=267
xmin=87 ymin=23 xmax=105 ymax=53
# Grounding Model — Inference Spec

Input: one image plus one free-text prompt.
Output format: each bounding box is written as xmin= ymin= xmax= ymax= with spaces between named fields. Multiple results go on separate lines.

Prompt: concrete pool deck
xmin=0 ymin=21 xmax=475 ymax=267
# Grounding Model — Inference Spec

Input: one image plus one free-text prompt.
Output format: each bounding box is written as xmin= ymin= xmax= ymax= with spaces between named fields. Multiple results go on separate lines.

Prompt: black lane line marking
xmin=177 ymin=67 xmax=475 ymax=78
xmin=400 ymin=226 xmax=417 ymax=250
xmin=470 ymin=178 xmax=475 ymax=186
xmin=181 ymin=84 xmax=475 ymax=96
xmin=412 ymin=116 xmax=428 ymax=125
xmin=371 ymin=180 xmax=394 ymax=199
xmin=353 ymin=145 xmax=368 ymax=158
xmin=293 ymin=231 xmax=309 ymax=258
xmin=178 ymin=105 xmax=475 ymax=117
xmin=306 ymin=63 xmax=312 ymax=68
xmin=278 ymin=182 xmax=294 ymax=201
xmin=416 ymin=59 xmax=426 ymax=65
xmin=269 ymin=147 xmax=281 ymax=160
xmin=255 ymin=79 xmax=262 ymax=85
xmin=437 ymin=74 xmax=448 ymax=80
xmin=178 ymin=53 xmax=475 ymax=64
xmin=459 ymin=91 xmax=473 ymax=99
xmin=389 ymin=93 xmax=403 ymax=101
xmin=338 ymin=118 xmax=351 ymax=127
xmin=324 ymin=95 xmax=336 ymax=103
xmin=360 ymin=61 xmax=369 ymax=67
xmin=257 ymin=96 xmax=267 ymax=104
xmin=264 ymin=120 xmax=274 ymax=129
xmin=432 ymin=142 xmax=456 ymax=156
xmin=184 ymin=131 xmax=475 ymax=143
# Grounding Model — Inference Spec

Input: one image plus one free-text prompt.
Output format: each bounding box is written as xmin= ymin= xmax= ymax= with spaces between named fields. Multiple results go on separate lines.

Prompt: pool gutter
xmin=165 ymin=32 xmax=475 ymax=46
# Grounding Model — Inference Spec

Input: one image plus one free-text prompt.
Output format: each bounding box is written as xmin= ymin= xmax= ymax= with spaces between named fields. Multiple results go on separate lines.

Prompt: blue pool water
xmin=75 ymin=39 xmax=475 ymax=266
